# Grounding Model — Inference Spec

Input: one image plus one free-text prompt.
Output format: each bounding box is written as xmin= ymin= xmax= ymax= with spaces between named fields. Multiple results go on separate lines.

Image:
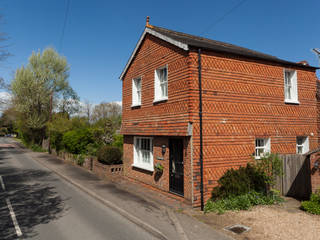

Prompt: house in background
xmin=119 ymin=17 xmax=319 ymax=207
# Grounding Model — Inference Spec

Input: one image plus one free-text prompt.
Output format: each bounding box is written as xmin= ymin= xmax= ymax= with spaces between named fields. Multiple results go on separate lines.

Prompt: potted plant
xmin=154 ymin=163 xmax=164 ymax=173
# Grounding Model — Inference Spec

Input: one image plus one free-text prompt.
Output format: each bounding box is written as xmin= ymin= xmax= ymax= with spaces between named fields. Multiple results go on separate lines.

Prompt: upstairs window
xmin=154 ymin=66 xmax=168 ymax=102
xmin=133 ymin=137 xmax=153 ymax=171
xmin=132 ymin=77 xmax=141 ymax=106
xmin=284 ymin=69 xmax=298 ymax=103
xmin=296 ymin=136 xmax=309 ymax=154
xmin=255 ymin=138 xmax=271 ymax=159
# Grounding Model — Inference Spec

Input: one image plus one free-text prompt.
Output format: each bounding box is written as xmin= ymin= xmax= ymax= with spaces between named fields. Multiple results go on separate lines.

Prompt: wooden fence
xmin=275 ymin=154 xmax=311 ymax=199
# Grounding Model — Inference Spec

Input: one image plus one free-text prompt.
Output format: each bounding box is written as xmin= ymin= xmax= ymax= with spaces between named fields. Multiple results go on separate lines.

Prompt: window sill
xmin=284 ymin=99 xmax=300 ymax=105
xmin=153 ymin=97 xmax=168 ymax=104
xmin=131 ymin=104 xmax=141 ymax=108
xmin=131 ymin=163 xmax=154 ymax=172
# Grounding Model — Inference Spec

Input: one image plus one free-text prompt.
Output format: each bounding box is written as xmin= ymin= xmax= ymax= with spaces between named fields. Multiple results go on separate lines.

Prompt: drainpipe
xmin=198 ymin=48 xmax=204 ymax=211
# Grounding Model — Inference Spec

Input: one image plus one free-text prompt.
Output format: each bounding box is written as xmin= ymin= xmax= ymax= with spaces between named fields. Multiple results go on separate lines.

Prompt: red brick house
xmin=120 ymin=18 xmax=319 ymax=208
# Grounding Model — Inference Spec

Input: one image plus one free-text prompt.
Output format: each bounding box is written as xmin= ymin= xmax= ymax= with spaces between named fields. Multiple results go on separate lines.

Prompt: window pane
xmin=255 ymin=148 xmax=264 ymax=157
xmin=256 ymin=139 xmax=264 ymax=147
xmin=297 ymin=137 xmax=303 ymax=145
xmin=297 ymin=146 xmax=303 ymax=154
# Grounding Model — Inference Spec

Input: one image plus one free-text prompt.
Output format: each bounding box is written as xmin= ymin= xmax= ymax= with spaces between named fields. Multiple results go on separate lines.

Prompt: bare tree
xmin=82 ymin=99 xmax=92 ymax=120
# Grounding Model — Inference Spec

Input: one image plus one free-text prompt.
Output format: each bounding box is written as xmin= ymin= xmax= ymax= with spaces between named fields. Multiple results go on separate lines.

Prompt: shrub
xmin=77 ymin=154 xmax=85 ymax=166
xmin=86 ymin=143 xmax=99 ymax=156
xmin=212 ymin=164 xmax=267 ymax=199
xmin=112 ymin=134 xmax=123 ymax=149
xmin=62 ymin=128 xmax=94 ymax=154
xmin=255 ymin=153 xmax=283 ymax=188
xmin=205 ymin=190 xmax=283 ymax=214
xmin=30 ymin=144 xmax=46 ymax=152
xmin=97 ymin=146 xmax=122 ymax=165
xmin=301 ymin=190 xmax=320 ymax=215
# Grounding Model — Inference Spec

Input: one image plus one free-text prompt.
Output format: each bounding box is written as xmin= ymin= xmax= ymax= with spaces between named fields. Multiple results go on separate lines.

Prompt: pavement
xmin=4 ymin=137 xmax=233 ymax=240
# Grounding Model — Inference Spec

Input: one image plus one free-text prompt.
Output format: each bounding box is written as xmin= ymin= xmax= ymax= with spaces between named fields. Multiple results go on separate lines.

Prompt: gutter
xmin=198 ymin=48 xmax=204 ymax=211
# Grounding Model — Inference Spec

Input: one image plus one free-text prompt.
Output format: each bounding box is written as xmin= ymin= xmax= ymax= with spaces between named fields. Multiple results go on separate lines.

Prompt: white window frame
xmin=296 ymin=136 xmax=309 ymax=154
xmin=132 ymin=77 xmax=142 ymax=107
xmin=154 ymin=65 xmax=168 ymax=103
xmin=133 ymin=136 xmax=154 ymax=171
xmin=284 ymin=69 xmax=299 ymax=104
xmin=255 ymin=138 xmax=271 ymax=159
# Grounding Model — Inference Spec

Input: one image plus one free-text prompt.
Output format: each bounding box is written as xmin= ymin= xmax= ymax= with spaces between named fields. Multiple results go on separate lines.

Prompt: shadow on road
xmin=0 ymin=151 xmax=69 ymax=239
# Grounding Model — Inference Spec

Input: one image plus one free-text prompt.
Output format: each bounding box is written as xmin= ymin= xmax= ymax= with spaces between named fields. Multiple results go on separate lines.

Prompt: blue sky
xmin=0 ymin=0 xmax=319 ymax=104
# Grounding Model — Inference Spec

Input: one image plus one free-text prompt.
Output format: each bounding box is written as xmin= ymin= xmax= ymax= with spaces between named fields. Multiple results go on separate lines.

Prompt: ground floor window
xmin=255 ymin=138 xmax=271 ymax=159
xmin=133 ymin=136 xmax=153 ymax=171
xmin=296 ymin=136 xmax=309 ymax=154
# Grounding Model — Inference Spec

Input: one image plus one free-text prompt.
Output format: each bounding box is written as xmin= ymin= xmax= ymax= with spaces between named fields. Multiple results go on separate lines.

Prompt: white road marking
xmin=6 ymin=198 xmax=22 ymax=237
xmin=0 ymin=176 xmax=5 ymax=191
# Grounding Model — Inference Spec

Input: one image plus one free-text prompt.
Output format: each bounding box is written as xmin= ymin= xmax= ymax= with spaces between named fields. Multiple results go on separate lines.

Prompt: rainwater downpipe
xmin=198 ymin=48 xmax=204 ymax=211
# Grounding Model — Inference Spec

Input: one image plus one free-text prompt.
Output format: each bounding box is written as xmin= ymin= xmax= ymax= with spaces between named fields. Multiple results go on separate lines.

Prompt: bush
xmin=62 ymin=128 xmax=94 ymax=154
xmin=97 ymin=146 xmax=122 ymax=165
xmin=30 ymin=144 xmax=46 ymax=152
xmin=112 ymin=134 xmax=123 ymax=149
xmin=301 ymin=190 xmax=320 ymax=215
xmin=77 ymin=154 xmax=85 ymax=166
xmin=212 ymin=164 xmax=267 ymax=199
xmin=205 ymin=190 xmax=283 ymax=214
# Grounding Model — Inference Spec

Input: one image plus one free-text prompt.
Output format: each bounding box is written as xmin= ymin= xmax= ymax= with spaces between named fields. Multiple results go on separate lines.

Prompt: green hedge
xmin=97 ymin=146 xmax=122 ymax=165
xmin=62 ymin=128 xmax=94 ymax=154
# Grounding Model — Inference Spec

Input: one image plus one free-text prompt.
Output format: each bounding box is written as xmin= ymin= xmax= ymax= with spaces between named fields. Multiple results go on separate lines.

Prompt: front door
xmin=169 ymin=138 xmax=184 ymax=196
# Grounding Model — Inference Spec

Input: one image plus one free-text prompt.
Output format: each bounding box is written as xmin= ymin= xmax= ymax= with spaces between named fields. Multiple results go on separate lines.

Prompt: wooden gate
xmin=275 ymin=154 xmax=311 ymax=199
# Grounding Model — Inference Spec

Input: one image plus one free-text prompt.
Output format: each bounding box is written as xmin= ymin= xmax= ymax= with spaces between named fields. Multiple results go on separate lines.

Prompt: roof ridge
xmin=151 ymin=25 xmax=279 ymax=60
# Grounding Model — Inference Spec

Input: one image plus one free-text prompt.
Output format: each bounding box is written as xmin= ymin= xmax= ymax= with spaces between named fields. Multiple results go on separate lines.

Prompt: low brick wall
xmin=92 ymin=160 xmax=123 ymax=180
xmin=50 ymin=149 xmax=123 ymax=179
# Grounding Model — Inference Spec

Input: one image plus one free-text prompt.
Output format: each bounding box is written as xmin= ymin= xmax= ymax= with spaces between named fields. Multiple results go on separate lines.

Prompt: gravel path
xmin=191 ymin=198 xmax=320 ymax=240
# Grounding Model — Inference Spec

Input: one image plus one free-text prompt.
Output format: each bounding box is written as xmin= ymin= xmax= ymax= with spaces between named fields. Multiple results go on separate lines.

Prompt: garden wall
xmin=50 ymin=149 xmax=123 ymax=180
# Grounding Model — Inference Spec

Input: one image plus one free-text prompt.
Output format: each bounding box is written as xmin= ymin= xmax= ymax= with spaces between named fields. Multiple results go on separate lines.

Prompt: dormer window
xmin=284 ymin=69 xmax=298 ymax=104
xmin=132 ymin=77 xmax=141 ymax=107
xmin=154 ymin=65 xmax=168 ymax=102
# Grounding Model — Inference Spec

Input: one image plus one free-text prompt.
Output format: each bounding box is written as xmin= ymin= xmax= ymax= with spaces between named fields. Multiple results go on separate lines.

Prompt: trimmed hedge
xmin=97 ymin=146 xmax=122 ymax=165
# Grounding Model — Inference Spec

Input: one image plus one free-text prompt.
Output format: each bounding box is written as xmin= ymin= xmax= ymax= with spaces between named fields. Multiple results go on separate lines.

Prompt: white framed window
xmin=284 ymin=69 xmax=299 ymax=104
xmin=154 ymin=65 xmax=168 ymax=102
xmin=255 ymin=138 xmax=271 ymax=159
xmin=133 ymin=136 xmax=153 ymax=171
xmin=296 ymin=136 xmax=309 ymax=154
xmin=132 ymin=77 xmax=141 ymax=107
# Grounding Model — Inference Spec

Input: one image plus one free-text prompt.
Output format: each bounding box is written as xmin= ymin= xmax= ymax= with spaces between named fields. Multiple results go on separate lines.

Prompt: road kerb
xmin=165 ymin=207 xmax=189 ymax=240
xmin=24 ymin=151 xmax=168 ymax=240
xmin=10 ymin=141 xmax=168 ymax=240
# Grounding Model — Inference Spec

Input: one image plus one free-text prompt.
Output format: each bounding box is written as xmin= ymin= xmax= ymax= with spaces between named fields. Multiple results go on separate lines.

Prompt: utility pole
xmin=312 ymin=48 xmax=320 ymax=67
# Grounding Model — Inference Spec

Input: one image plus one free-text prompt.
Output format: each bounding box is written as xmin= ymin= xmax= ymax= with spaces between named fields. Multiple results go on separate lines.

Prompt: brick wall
xmin=123 ymin=135 xmax=193 ymax=202
xmin=121 ymin=34 xmax=191 ymax=136
xmin=188 ymin=49 xmax=319 ymax=206
xmin=121 ymin=33 xmax=319 ymax=207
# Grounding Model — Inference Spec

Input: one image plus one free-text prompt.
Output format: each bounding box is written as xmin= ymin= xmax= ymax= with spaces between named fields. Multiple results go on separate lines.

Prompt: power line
xmin=200 ymin=0 xmax=247 ymax=36
xmin=59 ymin=0 xmax=71 ymax=52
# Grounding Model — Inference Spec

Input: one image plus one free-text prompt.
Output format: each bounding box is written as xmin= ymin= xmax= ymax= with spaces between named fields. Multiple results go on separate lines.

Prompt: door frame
xmin=169 ymin=137 xmax=184 ymax=196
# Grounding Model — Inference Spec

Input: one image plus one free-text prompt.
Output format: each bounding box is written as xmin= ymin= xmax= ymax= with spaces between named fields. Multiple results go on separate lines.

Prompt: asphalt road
xmin=0 ymin=137 xmax=158 ymax=240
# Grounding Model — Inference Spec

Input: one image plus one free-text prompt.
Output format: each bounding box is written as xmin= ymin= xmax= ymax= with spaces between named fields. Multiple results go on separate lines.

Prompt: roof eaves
xmin=119 ymin=27 xmax=189 ymax=80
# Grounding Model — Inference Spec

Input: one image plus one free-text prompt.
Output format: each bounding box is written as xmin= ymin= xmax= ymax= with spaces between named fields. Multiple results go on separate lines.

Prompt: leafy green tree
xmin=11 ymin=47 xmax=78 ymax=144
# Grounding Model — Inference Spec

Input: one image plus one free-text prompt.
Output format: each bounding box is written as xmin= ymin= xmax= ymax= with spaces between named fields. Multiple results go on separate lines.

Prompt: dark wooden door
xmin=169 ymin=139 xmax=184 ymax=196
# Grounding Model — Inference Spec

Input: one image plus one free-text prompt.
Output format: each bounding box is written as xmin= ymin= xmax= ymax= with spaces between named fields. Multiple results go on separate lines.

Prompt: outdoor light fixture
xmin=162 ymin=145 xmax=166 ymax=155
